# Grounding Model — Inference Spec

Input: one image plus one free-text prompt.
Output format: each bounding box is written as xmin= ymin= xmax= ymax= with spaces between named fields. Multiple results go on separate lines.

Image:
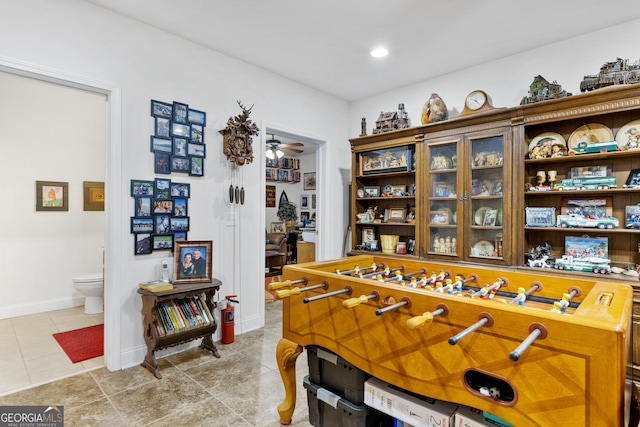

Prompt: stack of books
xmin=139 ymin=280 xmax=174 ymax=292
xmin=154 ymin=293 xmax=215 ymax=336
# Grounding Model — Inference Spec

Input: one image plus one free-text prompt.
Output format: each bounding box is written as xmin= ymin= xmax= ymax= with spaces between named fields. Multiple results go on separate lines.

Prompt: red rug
xmin=53 ymin=324 xmax=104 ymax=363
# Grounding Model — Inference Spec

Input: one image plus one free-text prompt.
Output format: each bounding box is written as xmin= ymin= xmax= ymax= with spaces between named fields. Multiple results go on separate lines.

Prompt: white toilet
xmin=73 ymin=273 xmax=104 ymax=314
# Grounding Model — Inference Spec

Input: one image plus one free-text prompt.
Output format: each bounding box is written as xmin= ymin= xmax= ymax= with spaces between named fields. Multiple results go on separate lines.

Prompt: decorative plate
xmin=568 ymin=123 xmax=613 ymax=149
xmin=615 ymin=119 xmax=640 ymax=150
xmin=472 ymin=240 xmax=494 ymax=257
xmin=528 ymin=132 xmax=566 ymax=157
xmin=474 ymin=207 xmax=489 ymax=225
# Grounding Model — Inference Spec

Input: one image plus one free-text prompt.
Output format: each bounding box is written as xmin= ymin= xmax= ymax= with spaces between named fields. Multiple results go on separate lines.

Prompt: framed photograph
xmin=266 ymin=185 xmax=276 ymax=208
xmin=83 ymin=181 xmax=104 ymax=211
xmin=391 ymin=185 xmax=406 ymax=197
xmin=304 ymin=172 xmax=316 ymax=190
xmin=134 ymin=196 xmax=152 ymax=217
xmin=490 ymin=180 xmax=503 ymax=196
xmin=154 ymin=214 xmax=171 ymax=234
xmin=170 ymin=217 xmax=189 ymax=232
xmin=388 ymin=206 xmax=406 ymax=223
xmin=362 ymin=227 xmax=375 ymax=244
xmin=407 ymin=238 xmax=415 ymax=255
xmin=432 ymin=181 xmax=455 ymax=198
xmin=190 ymin=157 xmax=204 ymax=176
xmin=359 ymin=147 xmax=412 ymax=175
xmin=36 ymin=180 xmax=68 ymax=211
xmin=570 ymin=165 xmax=608 ymax=178
xmin=173 ymin=137 xmax=188 ymax=157
xmin=173 ymin=240 xmax=213 ymax=285
xmin=155 ymin=178 xmax=171 ymax=199
xmin=300 ymin=211 xmax=310 ymax=222
xmin=271 ymin=221 xmax=285 ymax=234
xmin=565 ymin=236 xmax=608 ymax=259
xmin=188 ymin=108 xmax=206 ymax=126
xmin=430 ymin=210 xmax=449 ymax=225
xmin=153 ymin=199 xmax=173 ymax=214
xmin=301 ymin=194 xmax=309 ymax=209
xmin=408 ymin=183 xmax=416 ymax=195
xmin=155 ymin=116 xmax=171 ymax=138
xmin=171 ymin=156 xmax=191 ymax=173
xmin=131 ymin=179 xmax=154 ymax=197
xmin=131 ymin=217 xmax=153 ymax=233
xmin=625 ymin=169 xmax=640 ymax=188
xmin=171 ymin=122 xmax=191 ymax=138
xmin=312 ymin=194 xmax=316 ymax=209
xmin=150 ymin=136 xmax=172 ymax=153
xmin=190 ymin=124 xmax=204 ymax=143
xmin=170 ymin=182 xmax=190 ymax=198
xmin=172 ymin=101 xmax=189 ymax=124
xmin=525 ymin=207 xmax=556 ymax=227
xmin=188 ymin=143 xmax=206 ymax=157
xmin=150 ymin=99 xmax=172 ymax=118
xmin=483 ymin=208 xmax=497 ymax=226
xmin=153 ymin=234 xmax=173 ymax=251
xmin=173 ymin=197 xmax=188 ymax=217
xmin=561 ymin=197 xmax=612 ymax=217
xmin=173 ymin=231 xmax=188 ymax=242
xmin=134 ymin=233 xmax=152 ymax=255
xmin=154 ymin=151 xmax=171 ymax=174
xmin=626 ymin=205 xmax=640 ymax=228
xmin=363 ymin=185 xmax=380 ymax=197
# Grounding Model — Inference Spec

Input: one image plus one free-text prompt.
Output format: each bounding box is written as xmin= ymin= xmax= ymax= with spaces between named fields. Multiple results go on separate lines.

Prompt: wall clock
xmin=459 ymin=90 xmax=495 ymax=116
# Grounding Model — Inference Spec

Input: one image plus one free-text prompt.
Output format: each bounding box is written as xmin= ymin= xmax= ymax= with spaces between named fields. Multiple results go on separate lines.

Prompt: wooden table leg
xmin=276 ymin=338 xmax=303 ymax=425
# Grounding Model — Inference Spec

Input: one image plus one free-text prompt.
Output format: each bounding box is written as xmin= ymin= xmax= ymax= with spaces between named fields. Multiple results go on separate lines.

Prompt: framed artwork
xmin=266 ymin=185 xmax=276 ymax=208
xmin=134 ymin=233 xmax=152 ymax=255
xmin=152 ymin=234 xmax=173 ymax=251
xmin=190 ymin=157 xmax=204 ymax=177
xmin=173 ymin=198 xmax=188 ymax=217
xmin=301 ymin=194 xmax=309 ymax=209
xmin=170 ymin=217 xmax=189 ymax=232
xmin=565 ymin=236 xmax=608 ymax=259
xmin=170 ymin=182 xmax=190 ymax=198
xmin=625 ymin=169 xmax=640 ymax=188
xmin=153 ymin=199 xmax=173 ymax=214
xmin=304 ymin=172 xmax=316 ymax=190
xmin=36 ymin=180 xmax=68 ymax=212
xmin=570 ymin=165 xmax=608 ymax=178
xmin=83 ymin=181 xmax=104 ymax=211
xmin=191 ymin=124 xmax=204 ymax=143
xmin=359 ymin=147 xmax=412 ymax=175
xmin=626 ymin=205 xmax=640 ymax=228
xmin=150 ymin=136 xmax=171 ymax=153
xmin=155 ymin=116 xmax=171 ymax=138
xmin=131 ymin=217 xmax=153 ymax=233
xmin=188 ymin=108 xmax=206 ymax=126
xmin=134 ymin=196 xmax=152 ymax=217
xmin=154 ymin=214 xmax=171 ymax=234
xmin=363 ymin=186 xmax=380 ymax=197
xmin=172 ymin=101 xmax=189 ymax=124
xmin=300 ymin=211 xmax=310 ymax=222
xmin=391 ymin=185 xmax=406 ymax=196
xmin=429 ymin=210 xmax=449 ymax=225
xmin=155 ymin=178 xmax=171 ymax=199
xmin=408 ymin=183 xmax=416 ymax=195
xmin=172 ymin=137 xmax=188 ymax=157
xmin=388 ymin=206 xmax=406 ymax=223
xmin=432 ymin=181 xmax=455 ymax=198
xmin=131 ymin=179 xmax=154 ymax=197
xmin=271 ymin=221 xmax=285 ymax=234
xmin=490 ymin=180 xmax=503 ymax=196
xmin=188 ymin=143 xmax=206 ymax=157
xmin=483 ymin=208 xmax=497 ymax=226
xmin=150 ymin=99 xmax=172 ymax=118
xmin=171 ymin=122 xmax=190 ymax=138
xmin=171 ymin=156 xmax=191 ymax=173
xmin=154 ymin=151 xmax=171 ymax=174
xmin=525 ymin=207 xmax=556 ymax=227
xmin=173 ymin=231 xmax=188 ymax=241
xmin=362 ymin=227 xmax=376 ymax=244
xmin=173 ymin=240 xmax=213 ymax=285
xmin=561 ymin=197 xmax=612 ymax=217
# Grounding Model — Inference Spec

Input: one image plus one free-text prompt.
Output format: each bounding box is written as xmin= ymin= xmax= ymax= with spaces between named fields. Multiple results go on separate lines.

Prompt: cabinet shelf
xmin=357 ymin=170 xmax=415 ymax=179
xmin=526 ymin=188 xmax=640 ymax=196
xmin=525 ymin=226 xmax=640 ymax=234
xmin=356 ymin=196 xmax=415 ymax=201
xmin=524 ymin=149 xmax=640 ymax=164
xmin=356 ymin=222 xmax=415 ymax=227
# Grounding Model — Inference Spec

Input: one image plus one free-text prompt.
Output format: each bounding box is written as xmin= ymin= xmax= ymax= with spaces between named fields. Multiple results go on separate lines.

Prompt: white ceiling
xmin=85 ymin=0 xmax=640 ymax=102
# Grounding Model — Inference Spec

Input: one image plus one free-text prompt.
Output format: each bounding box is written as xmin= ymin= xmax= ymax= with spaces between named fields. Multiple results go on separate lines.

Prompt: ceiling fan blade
xmin=282 ymin=142 xmax=304 ymax=147
xmin=280 ymin=147 xmax=303 ymax=153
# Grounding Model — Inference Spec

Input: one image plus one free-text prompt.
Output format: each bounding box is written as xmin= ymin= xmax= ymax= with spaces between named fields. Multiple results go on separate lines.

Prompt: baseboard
xmin=0 ymin=296 xmax=84 ymax=320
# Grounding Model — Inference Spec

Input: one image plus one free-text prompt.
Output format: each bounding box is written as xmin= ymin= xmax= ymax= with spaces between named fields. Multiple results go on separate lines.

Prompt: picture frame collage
xmin=131 ymin=178 xmax=191 ymax=255
xmin=150 ymin=99 xmax=207 ymax=177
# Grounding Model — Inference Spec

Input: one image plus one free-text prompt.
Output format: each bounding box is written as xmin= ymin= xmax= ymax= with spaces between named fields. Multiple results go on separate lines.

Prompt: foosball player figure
xmin=558 ymin=293 xmax=571 ymax=313
xmin=488 ymin=279 xmax=504 ymax=300
xmin=435 ymin=270 xmax=447 ymax=282
xmin=417 ymin=274 xmax=428 ymax=288
xmin=513 ymin=287 xmax=527 ymax=306
xmin=550 ymin=300 xmax=564 ymax=314
xmin=335 ymin=268 xmax=341 ymax=275
xmin=383 ymin=266 xmax=391 ymax=278
xmin=443 ymin=278 xmax=454 ymax=294
xmin=452 ymin=276 xmax=464 ymax=295
xmin=392 ymin=270 xmax=403 ymax=283
xmin=435 ymin=282 xmax=444 ymax=292
xmin=409 ymin=277 xmax=418 ymax=288
xmin=376 ymin=274 xmax=385 ymax=282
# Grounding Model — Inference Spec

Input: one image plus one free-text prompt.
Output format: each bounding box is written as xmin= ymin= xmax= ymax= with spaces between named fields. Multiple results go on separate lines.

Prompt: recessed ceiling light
xmin=370 ymin=47 xmax=388 ymax=58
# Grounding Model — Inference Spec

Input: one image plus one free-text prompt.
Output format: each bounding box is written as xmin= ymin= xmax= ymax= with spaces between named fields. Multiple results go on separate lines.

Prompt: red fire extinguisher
xmin=221 ymin=295 xmax=239 ymax=344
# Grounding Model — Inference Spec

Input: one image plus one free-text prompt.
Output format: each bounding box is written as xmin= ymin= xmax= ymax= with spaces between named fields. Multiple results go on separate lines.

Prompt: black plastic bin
xmin=304 ymin=376 xmax=393 ymax=427
xmin=306 ymin=345 xmax=370 ymax=405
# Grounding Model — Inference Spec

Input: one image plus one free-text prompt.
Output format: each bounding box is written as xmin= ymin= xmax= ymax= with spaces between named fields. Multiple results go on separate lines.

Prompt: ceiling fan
xmin=266 ymin=134 xmax=304 ymax=159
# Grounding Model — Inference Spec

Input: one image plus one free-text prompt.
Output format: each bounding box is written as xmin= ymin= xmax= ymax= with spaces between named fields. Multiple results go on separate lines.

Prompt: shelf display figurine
xmin=421 ymin=93 xmax=448 ymax=124
xmin=360 ymin=117 xmax=367 ymax=136
xmin=372 ymin=103 xmax=411 ymax=134
xmin=580 ymin=57 xmax=640 ymax=92
xmin=520 ymin=75 xmax=571 ymax=105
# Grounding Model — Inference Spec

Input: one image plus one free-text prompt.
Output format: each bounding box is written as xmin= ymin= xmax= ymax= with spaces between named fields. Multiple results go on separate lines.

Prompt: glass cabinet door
xmin=427 ymin=141 xmax=460 ymax=257
xmin=468 ymin=135 xmax=504 ymax=260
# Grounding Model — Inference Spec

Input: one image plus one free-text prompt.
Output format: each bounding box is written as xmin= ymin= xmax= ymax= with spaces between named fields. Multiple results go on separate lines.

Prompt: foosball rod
xmin=509 ymin=323 xmax=548 ymax=362
xmin=267 ymin=277 xmax=309 ymax=291
xmin=335 ymin=263 xmax=384 ymax=276
xmin=303 ymin=286 xmax=352 ymax=303
xmin=382 ymin=269 xmax=426 ymax=283
xmin=448 ymin=313 xmax=494 ymax=345
xmin=359 ymin=266 xmax=404 ymax=279
xmin=375 ymin=297 xmax=411 ymax=316
xmin=406 ymin=303 xmax=449 ymax=330
xmin=460 ymin=285 xmax=579 ymax=308
xmin=343 ymin=290 xmax=380 ymax=309
xmin=507 ymin=282 xmax=542 ymax=305
xmin=275 ymin=281 xmax=329 ymax=299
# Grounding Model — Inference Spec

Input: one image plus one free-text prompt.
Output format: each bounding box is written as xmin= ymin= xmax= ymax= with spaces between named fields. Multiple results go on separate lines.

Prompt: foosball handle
xmin=406 ymin=304 xmax=449 ymax=330
xmin=269 ymin=280 xmax=292 ymax=291
xmin=343 ymin=291 xmax=380 ymax=309
xmin=276 ymin=287 xmax=301 ymax=299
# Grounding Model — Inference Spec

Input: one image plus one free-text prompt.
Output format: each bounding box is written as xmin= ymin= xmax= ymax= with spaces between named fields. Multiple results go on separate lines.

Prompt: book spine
xmin=193 ymin=296 xmax=210 ymax=325
xmin=167 ymin=301 xmax=185 ymax=330
xmin=178 ymin=299 xmax=196 ymax=328
xmin=173 ymin=300 xmax=191 ymax=329
xmin=198 ymin=293 xmax=215 ymax=324
xmin=187 ymin=298 xmax=204 ymax=326
xmin=153 ymin=308 xmax=166 ymax=336
xmin=157 ymin=303 xmax=174 ymax=334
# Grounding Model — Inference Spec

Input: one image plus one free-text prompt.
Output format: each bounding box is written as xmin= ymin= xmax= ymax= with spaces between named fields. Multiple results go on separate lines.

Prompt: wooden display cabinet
xmin=138 ymin=280 xmax=221 ymax=378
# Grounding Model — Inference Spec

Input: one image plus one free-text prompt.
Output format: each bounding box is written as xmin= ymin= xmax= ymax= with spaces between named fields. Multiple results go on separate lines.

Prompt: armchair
xmin=265 ymin=232 xmax=287 ymax=273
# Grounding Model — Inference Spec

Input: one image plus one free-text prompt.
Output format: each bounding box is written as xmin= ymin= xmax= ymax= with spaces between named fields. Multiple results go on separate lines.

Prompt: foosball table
xmin=273 ymin=255 xmax=633 ymax=427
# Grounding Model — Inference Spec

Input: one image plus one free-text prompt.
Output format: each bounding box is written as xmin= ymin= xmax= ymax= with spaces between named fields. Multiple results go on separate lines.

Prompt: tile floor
xmin=0 ymin=300 xmax=312 ymax=426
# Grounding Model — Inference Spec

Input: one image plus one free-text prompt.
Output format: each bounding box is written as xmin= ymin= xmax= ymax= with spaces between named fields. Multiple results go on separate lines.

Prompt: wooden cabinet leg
xmin=276 ymin=338 xmax=303 ymax=425
xmin=200 ymin=334 xmax=221 ymax=358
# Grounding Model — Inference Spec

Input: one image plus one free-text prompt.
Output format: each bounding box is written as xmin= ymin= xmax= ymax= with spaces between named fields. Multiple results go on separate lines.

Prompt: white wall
xmin=0 ymin=0 xmax=350 ymax=370
xmin=0 ymin=73 xmax=106 ymax=317
xmin=349 ymin=19 xmax=640 ymax=139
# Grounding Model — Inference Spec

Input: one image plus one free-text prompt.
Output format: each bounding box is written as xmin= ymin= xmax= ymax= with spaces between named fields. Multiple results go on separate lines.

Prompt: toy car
xmin=556 ymin=213 xmax=619 ymax=229
xmin=554 ymin=255 xmax=610 ymax=274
